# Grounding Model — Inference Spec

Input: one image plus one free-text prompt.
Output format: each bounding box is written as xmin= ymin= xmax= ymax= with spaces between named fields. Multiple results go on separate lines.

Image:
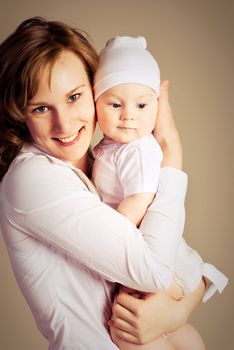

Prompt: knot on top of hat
xmin=104 ymin=36 xmax=147 ymax=51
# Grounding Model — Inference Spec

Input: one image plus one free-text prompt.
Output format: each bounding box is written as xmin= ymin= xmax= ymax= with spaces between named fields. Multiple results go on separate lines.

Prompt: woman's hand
xmin=109 ymin=280 xmax=205 ymax=345
xmin=110 ymin=289 xmax=184 ymax=345
xmin=153 ymin=80 xmax=182 ymax=170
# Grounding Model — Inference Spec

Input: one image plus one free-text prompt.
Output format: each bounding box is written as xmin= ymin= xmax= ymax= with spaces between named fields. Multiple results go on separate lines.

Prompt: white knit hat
xmin=94 ymin=36 xmax=160 ymax=101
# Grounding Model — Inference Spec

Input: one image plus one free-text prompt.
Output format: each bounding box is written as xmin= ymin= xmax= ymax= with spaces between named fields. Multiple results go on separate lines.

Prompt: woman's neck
xmin=70 ymin=152 xmax=92 ymax=178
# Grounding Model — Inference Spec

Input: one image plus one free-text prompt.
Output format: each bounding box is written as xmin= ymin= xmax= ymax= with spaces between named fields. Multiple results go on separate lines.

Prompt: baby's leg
xmin=110 ymin=327 xmax=176 ymax=350
xmin=111 ymin=324 xmax=205 ymax=350
xmin=167 ymin=323 xmax=206 ymax=350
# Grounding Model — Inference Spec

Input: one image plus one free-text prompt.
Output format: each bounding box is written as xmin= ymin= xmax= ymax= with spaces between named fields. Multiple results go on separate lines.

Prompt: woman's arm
xmin=3 ymin=157 xmax=186 ymax=291
xmin=110 ymin=279 xmax=205 ymax=345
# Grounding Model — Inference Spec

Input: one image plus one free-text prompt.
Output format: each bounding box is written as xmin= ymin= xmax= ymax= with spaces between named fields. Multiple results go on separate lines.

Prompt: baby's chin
xmin=111 ymin=134 xmax=138 ymax=144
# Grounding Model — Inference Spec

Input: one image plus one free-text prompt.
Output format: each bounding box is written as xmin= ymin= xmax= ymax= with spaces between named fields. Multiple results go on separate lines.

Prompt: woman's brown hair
xmin=0 ymin=16 xmax=99 ymax=180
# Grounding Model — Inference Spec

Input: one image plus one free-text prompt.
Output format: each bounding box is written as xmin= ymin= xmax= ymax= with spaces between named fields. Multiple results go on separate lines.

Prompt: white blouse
xmin=0 ymin=144 xmax=228 ymax=350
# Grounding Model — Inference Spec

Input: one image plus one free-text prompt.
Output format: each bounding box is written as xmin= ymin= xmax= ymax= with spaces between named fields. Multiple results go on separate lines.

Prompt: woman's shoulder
xmin=2 ymin=146 xmax=87 ymax=211
xmin=5 ymin=146 xmax=69 ymax=185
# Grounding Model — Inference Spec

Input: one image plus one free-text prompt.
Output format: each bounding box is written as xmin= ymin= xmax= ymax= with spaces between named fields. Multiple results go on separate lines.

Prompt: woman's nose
xmin=53 ymin=108 xmax=72 ymax=134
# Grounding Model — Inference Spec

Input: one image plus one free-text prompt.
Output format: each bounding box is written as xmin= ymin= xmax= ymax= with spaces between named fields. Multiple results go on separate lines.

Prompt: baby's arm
xmin=117 ymin=193 xmax=155 ymax=227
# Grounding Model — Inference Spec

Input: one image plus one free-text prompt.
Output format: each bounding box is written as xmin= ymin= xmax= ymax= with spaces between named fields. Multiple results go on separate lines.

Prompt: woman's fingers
xmin=112 ymin=300 xmax=137 ymax=327
xmin=110 ymin=315 xmax=137 ymax=335
xmin=111 ymin=290 xmax=146 ymax=337
xmin=114 ymin=289 xmax=143 ymax=316
xmin=110 ymin=301 xmax=141 ymax=344
xmin=154 ymin=80 xmax=174 ymax=140
xmin=109 ymin=324 xmax=140 ymax=344
xmin=153 ymin=80 xmax=182 ymax=169
xmin=158 ymin=80 xmax=170 ymax=109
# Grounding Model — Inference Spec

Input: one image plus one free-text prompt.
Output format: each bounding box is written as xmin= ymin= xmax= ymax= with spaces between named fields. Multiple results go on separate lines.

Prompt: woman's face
xmin=25 ymin=50 xmax=96 ymax=170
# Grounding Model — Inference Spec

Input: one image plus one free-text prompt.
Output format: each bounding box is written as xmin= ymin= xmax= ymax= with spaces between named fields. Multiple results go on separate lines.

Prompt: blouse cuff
xmin=202 ymin=263 xmax=228 ymax=302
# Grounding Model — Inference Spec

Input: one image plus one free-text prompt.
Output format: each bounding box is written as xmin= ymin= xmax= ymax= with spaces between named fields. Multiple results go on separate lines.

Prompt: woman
xmin=0 ymin=17 xmax=227 ymax=350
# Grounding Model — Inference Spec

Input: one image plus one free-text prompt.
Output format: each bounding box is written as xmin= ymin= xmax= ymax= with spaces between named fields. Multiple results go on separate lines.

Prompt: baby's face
xmin=96 ymin=83 xmax=158 ymax=143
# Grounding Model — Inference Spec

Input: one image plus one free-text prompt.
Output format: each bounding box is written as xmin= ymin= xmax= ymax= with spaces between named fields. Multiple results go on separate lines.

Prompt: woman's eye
xmin=69 ymin=93 xmax=81 ymax=103
xmin=32 ymin=106 xmax=48 ymax=114
xmin=112 ymin=103 xmax=121 ymax=108
xmin=137 ymin=103 xmax=146 ymax=109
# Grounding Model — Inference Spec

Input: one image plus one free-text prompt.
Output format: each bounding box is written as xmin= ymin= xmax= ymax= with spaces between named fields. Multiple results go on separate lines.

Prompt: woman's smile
xmin=53 ymin=126 xmax=85 ymax=146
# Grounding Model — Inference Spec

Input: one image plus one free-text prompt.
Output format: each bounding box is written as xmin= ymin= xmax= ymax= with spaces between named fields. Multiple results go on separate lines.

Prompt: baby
xmin=92 ymin=36 xmax=205 ymax=349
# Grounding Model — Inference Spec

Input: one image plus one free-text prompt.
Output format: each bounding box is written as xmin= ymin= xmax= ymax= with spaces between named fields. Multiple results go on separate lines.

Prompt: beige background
xmin=0 ymin=0 xmax=233 ymax=349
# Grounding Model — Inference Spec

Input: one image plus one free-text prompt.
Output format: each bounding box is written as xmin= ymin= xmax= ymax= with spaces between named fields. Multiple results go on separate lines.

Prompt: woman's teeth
xmin=58 ymin=131 xmax=79 ymax=143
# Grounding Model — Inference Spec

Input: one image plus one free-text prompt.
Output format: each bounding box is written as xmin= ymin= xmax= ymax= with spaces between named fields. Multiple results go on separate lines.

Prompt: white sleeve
xmin=3 ymin=156 xmax=185 ymax=293
xmin=117 ymin=137 xmax=163 ymax=196
xmin=173 ymin=239 xmax=228 ymax=301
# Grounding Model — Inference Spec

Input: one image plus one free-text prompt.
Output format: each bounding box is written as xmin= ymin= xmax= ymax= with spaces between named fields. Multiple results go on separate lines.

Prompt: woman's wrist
xmin=160 ymin=138 xmax=183 ymax=170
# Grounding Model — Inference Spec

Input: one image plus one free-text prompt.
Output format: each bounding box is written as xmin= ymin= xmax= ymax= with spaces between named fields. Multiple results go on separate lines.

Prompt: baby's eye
xmin=112 ymin=103 xmax=121 ymax=108
xmin=32 ymin=106 xmax=48 ymax=114
xmin=69 ymin=93 xmax=81 ymax=103
xmin=137 ymin=103 xmax=146 ymax=109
